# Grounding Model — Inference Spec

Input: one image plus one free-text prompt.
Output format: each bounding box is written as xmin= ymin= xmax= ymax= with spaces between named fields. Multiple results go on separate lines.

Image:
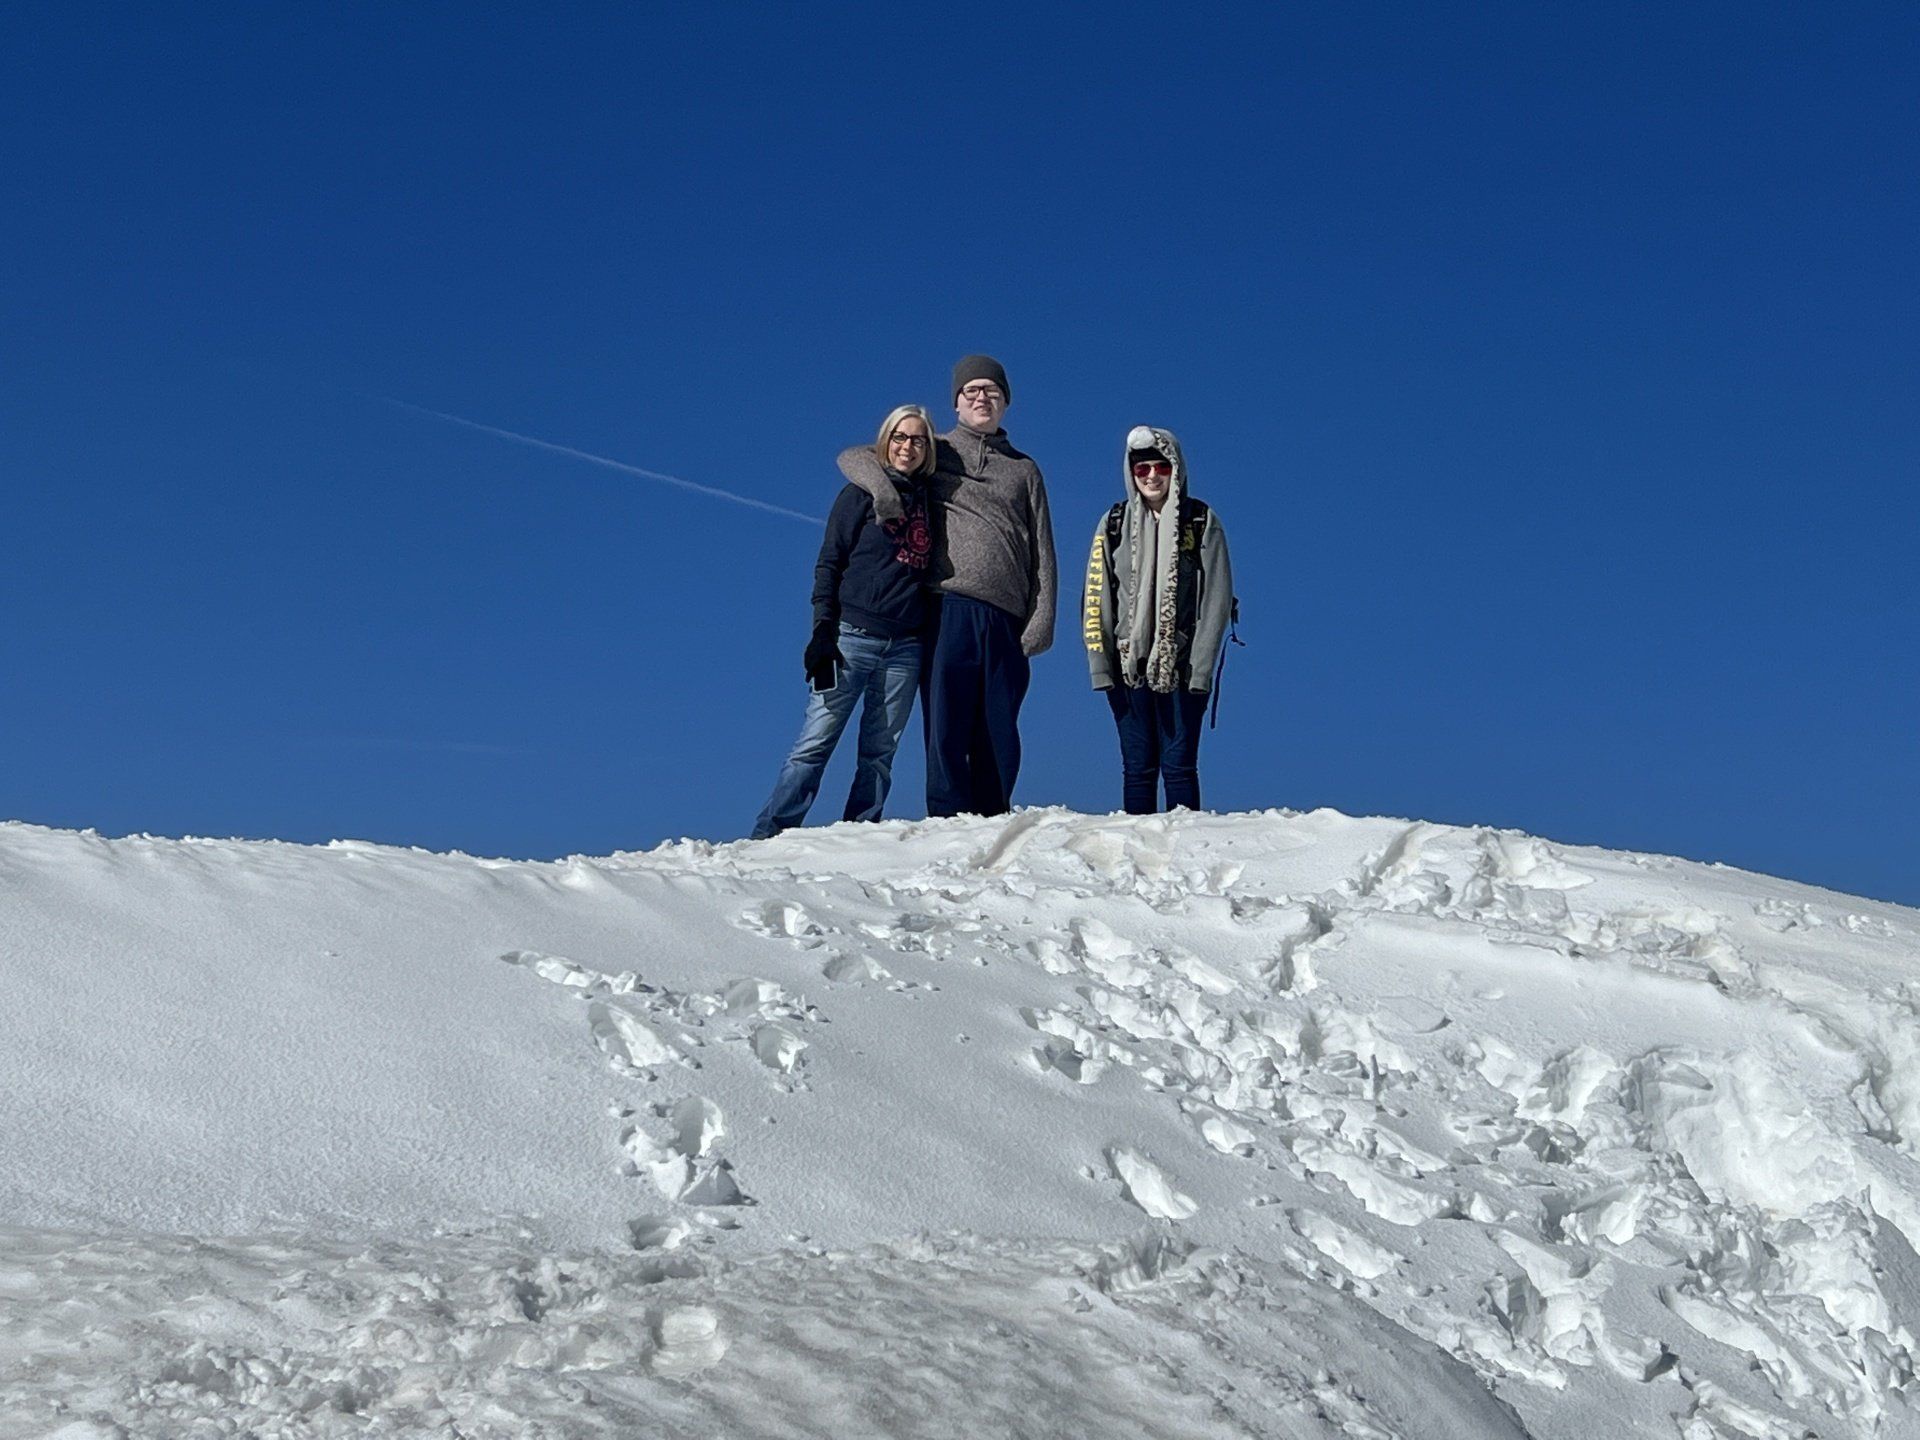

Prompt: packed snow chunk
xmin=969 ymin=807 xmax=1055 ymax=872
xmin=1165 ymin=946 xmax=1237 ymax=996
xmin=590 ymin=1000 xmax=679 ymax=1072
xmin=1518 ymin=1045 xmax=1621 ymax=1126
xmin=1486 ymin=833 xmax=1594 ymax=891
xmin=1025 ymin=935 xmax=1076 ymax=975
xmin=1032 ymin=1035 xmax=1107 ymax=1084
xmin=1107 ymin=1145 xmax=1199 ymax=1221
xmin=1298 ymin=1003 xmax=1417 ymax=1079
xmin=750 ymin=1023 xmax=806 ymax=1074
xmin=671 ymin=1096 xmax=726 ymax=1159
xmin=740 ymin=899 xmax=821 ymax=939
xmin=1062 ymin=814 xmax=1179 ymax=884
xmin=622 ymin=1124 xmax=695 ymax=1201
xmin=1288 ymin=1135 xmax=1450 ymax=1227
xmin=1194 ymin=1110 xmax=1257 ymax=1155
xmin=723 ymin=977 xmax=795 ymax=1017
xmin=1289 ymin=1207 xmax=1403 ymax=1280
xmin=1069 ymin=917 xmax=1154 ymax=989
xmin=648 ymin=1303 xmax=729 ymax=1378
xmin=500 ymin=948 xmax=597 ymax=987
xmin=682 ymin=1159 xmax=749 ymax=1207
xmin=1629 ymin=1049 xmax=1857 ymax=1213
xmin=1087 ymin=1231 xmax=1213 ymax=1295
xmin=1489 ymin=1232 xmax=1623 ymax=1370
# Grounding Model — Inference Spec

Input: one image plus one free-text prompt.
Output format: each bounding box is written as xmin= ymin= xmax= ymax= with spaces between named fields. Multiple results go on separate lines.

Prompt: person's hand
xmin=804 ymin=622 xmax=843 ymax=690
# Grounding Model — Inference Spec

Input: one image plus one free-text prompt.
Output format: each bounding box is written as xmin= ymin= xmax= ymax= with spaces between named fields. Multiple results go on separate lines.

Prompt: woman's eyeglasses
xmin=1131 ymin=461 xmax=1173 ymax=480
xmin=890 ymin=434 xmax=930 ymax=449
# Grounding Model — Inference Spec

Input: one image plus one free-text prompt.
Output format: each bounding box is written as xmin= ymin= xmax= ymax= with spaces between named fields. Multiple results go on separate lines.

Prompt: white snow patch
xmin=4 ymin=809 xmax=1919 ymax=1438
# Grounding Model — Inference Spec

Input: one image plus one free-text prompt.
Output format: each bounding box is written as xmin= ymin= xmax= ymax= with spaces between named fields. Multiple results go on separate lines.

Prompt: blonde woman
xmin=752 ymin=406 xmax=937 ymax=839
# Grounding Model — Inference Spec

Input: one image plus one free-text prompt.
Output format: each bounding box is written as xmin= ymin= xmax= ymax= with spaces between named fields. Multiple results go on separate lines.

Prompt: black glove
xmin=804 ymin=621 xmax=843 ymax=691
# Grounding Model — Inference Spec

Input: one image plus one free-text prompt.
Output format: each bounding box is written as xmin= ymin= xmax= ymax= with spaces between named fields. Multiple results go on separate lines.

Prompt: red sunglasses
xmin=1131 ymin=460 xmax=1173 ymax=480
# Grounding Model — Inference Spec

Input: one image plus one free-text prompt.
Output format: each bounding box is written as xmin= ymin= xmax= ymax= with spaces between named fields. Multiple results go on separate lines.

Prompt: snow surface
xmin=3 ymin=809 xmax=1918 ymax=1438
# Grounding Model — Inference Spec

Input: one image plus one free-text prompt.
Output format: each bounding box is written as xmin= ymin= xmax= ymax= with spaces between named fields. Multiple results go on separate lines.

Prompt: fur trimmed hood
xmin=1117 ymin=424 xmax=1187 ymax=693
xmin=1123 ymin=424 xmax=1185 ymax=508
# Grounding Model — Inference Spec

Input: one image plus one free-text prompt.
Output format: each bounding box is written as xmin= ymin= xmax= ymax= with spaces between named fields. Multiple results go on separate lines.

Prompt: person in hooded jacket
xmin=751 ymin=405 xmax=936 ymax=839
xmin=1083 ymin=425 xmax=1234 ymax=815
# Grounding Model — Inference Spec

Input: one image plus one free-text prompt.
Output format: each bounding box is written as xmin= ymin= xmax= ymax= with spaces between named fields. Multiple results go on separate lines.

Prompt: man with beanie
xmin=839 ymin=354 xmax=1057 ymax=816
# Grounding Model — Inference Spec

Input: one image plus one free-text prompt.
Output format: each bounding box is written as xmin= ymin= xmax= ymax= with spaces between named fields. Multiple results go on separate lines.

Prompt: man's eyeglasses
xmin=1132 ymin=461 xmax=1173 ymax=480
xmin=959 ymin=385 xmax=1005 ymax=403
xmin=890 ymin=433 xmax=930 ymax=448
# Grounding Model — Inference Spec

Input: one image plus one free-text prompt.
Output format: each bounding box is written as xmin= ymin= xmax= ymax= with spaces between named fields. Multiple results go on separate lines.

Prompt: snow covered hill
xmin=3 ymin=809 xmax=1917 ymax=1439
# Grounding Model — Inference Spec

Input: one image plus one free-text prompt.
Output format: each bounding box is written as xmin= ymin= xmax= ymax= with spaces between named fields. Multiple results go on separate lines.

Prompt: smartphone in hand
xmin=809 ymin=661 xmax=840 ymax=694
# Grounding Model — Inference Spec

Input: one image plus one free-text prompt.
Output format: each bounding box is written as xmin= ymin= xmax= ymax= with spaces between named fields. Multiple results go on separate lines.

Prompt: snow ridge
xmin=2 ymin=810 xmax=1917 ymax=1438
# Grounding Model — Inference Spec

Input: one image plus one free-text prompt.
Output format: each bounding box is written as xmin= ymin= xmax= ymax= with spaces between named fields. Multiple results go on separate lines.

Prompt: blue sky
xmin=3 ymin=4 xmax=1914 ymax=905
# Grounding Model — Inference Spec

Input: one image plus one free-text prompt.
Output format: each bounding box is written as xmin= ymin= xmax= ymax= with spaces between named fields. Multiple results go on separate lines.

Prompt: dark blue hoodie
xmin=811 ymin=467 xmax=932 ymax=639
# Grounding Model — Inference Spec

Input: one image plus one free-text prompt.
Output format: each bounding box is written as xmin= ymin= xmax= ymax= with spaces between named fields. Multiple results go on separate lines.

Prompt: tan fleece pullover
xmin=839 ymin=425 xmax=1058 ymax=656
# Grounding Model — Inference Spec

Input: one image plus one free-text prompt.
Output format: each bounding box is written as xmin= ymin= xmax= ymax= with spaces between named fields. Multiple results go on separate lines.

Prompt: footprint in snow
xmin=1032 ymin=1035 xmax=1108 ymax=1085
xmin=750 ymin=1023 xmax=807 ymax=1076
xmin=499 ymin=948 xmax=637 ymax=993
xmin=720 ymin=976 xmax=817 ymax=1024
xmin=622 ymin=1096 xmax=750 ymax=1207
xmin=627 ymin=1214 xmax=694 ymax=1251
xmin=670 ymin=1094 xmax=727 ymax=1158
xmin=821 ymin=952 xmax=892 ymax=985
xmin=590 ymin=1000 xmax=681 ymax=1074
xmin=738 ymin=899 xmax=826 ymax=943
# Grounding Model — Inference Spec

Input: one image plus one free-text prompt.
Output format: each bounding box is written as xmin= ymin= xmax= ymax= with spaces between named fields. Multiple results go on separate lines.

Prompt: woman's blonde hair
xmin=875 ymin=404 xmax=937 ymax=478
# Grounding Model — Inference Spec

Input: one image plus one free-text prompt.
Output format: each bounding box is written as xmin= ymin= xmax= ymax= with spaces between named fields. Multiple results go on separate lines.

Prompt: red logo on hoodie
xmin=886 ymin=498 xmax=931 ymax=570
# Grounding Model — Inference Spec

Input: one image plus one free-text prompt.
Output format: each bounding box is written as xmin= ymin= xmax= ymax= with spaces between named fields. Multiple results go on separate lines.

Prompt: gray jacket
xmin=838 ymin=426 xmax=1058 ymax=656
xmin=1084 ymin=427 xmax=1233 ymax=693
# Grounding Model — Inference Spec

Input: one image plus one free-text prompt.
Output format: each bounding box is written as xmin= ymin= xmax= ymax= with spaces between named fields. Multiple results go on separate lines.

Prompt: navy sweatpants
xmin=1106 ymin=683 xmax=1208 ymax=815
xmin=924 ymin=594 xmax=1030 ymax=818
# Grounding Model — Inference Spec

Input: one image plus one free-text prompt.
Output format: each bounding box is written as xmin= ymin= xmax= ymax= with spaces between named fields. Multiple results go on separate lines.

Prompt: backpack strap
xmin=1183 ymin=495 xmax=1210 ymax=535
xmin=1110 ymin=497 xmax=1210 ymax=545
xmin=1209 ymin=597 xmax=1244 ymax=729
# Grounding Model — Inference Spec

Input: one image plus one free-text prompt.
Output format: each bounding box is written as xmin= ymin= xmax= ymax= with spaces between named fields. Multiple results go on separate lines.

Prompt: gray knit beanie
xmin=952 ymin=354 xmax=1010 ymax=403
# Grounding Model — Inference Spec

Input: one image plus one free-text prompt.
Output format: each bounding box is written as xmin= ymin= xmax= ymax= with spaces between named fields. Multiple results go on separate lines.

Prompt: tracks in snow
xmin=497 ymin=810 xmax=1920 ymax=1438
xmin=497 ymin=947 xmax=829 ymax=1246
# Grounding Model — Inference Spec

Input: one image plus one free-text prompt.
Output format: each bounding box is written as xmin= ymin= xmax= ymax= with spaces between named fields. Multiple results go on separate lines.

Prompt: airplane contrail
xmin=381 ymin=396 xmax=823 ymax=525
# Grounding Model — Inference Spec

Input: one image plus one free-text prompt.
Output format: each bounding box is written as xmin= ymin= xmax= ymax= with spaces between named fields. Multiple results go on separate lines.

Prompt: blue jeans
xmin=752 ymin=625 xmax=923 ymax=839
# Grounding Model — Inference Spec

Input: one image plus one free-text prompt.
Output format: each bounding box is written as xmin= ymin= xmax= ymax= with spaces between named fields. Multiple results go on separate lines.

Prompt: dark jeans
xmin=1105 ymin=683 xmax=1208 ymax=815
xmin=924 ymin=594 xmax=1030 ymax=818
